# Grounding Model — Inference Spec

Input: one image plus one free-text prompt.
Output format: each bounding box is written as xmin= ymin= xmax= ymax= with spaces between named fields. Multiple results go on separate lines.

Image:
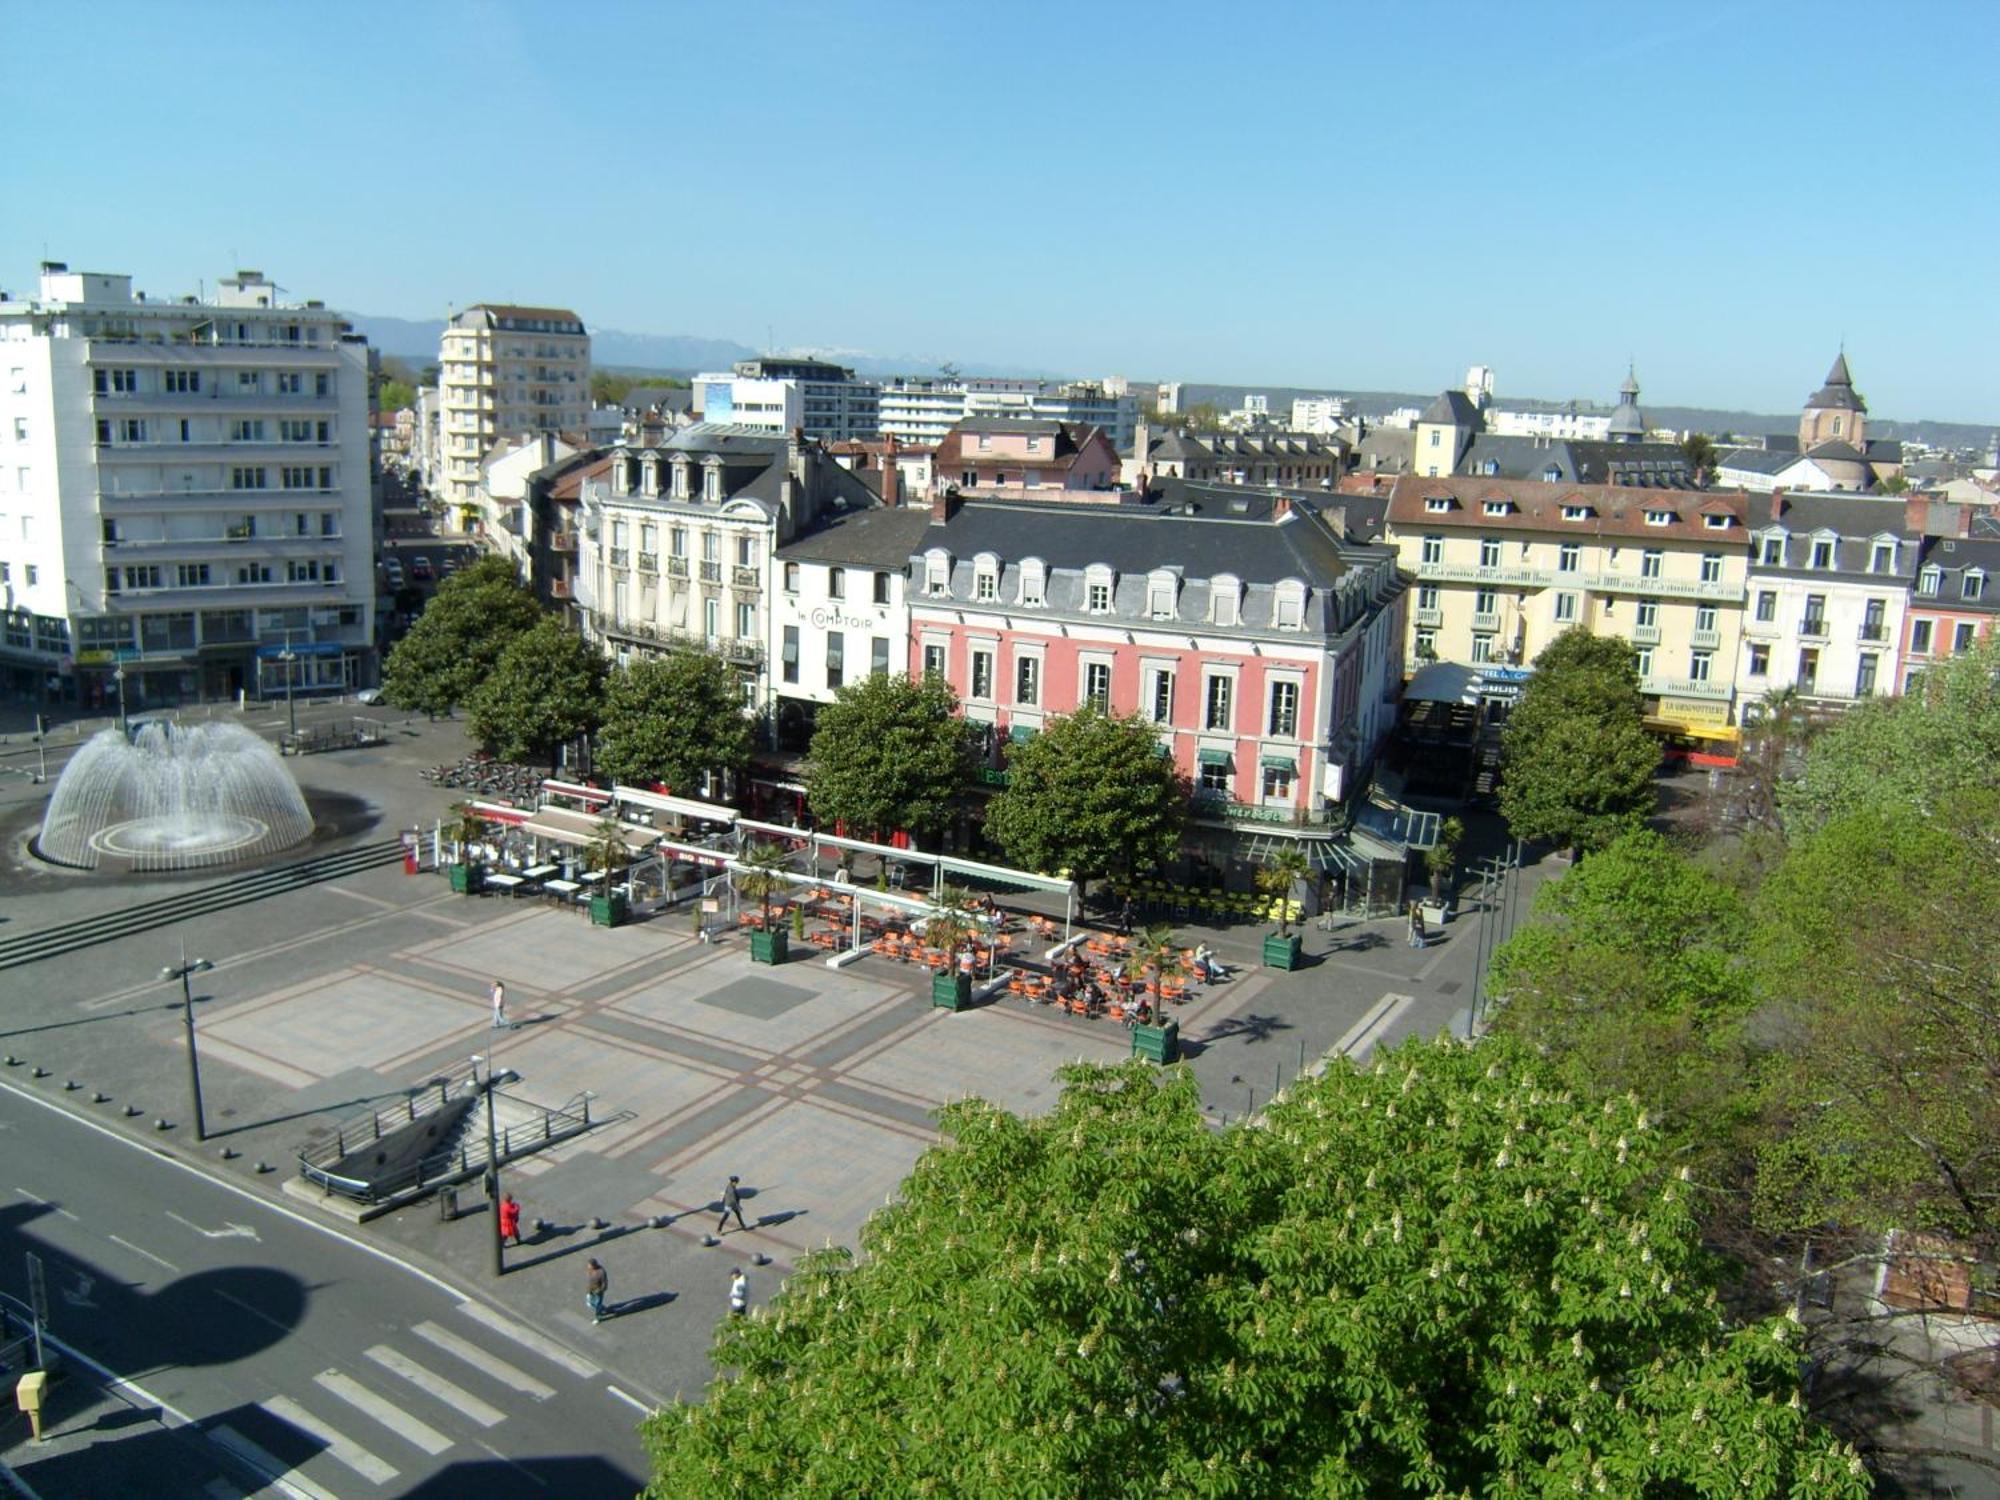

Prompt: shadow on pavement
xmin=400 ymin=1453 xmax=644 ymax=1498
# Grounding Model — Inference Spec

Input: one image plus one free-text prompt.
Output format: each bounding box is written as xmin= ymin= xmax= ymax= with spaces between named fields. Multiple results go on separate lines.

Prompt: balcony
xmin=731 ymin=565 xmax=760 ymax=590
xmin=1470 ymin=611 xmax=1500 ymax=634
xmin=1631 ymin=623 xmax=1662 ymax=646
xmin=665 ymin=556 xmax=689 ymax=579
xmin=1799 ymin=616 xmax=1829 ymax=642
xmin=1643 ymin=675 xmax=1731 ymax=701
xmin=1743 ymin=615 xmax=1781 ymax=639
xmin=608 ymin=548 xmax=629 ymax=568
xmin=698 ymin=561 xmax=723 ymax=585
xmin=1413 ymin=607 xmax=1443 ymax=628
xmin=548 ymin=579 xmax=571 ymax=600
xmin=549 ymin=532 xmax=577 ymax=552
xmin=1414 ymin=560 xmax=1738 ymax=603
xmin=1690 ymin=628 xmax=1721 ymax=651
xmin=1858 ymin=623 xmax=1887 ymax=643
xmin=636 ymin=552 xmax=659 ymax=573
xmin=598 ymin=616 xmax=763 ymax=667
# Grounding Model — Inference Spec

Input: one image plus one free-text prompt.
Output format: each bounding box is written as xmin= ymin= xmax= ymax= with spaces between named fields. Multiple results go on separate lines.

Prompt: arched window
xmin=1209 ymin=573 xmax=1241 ymax=627
xmin=1017 ymin=557 xmax=1046 ymax=607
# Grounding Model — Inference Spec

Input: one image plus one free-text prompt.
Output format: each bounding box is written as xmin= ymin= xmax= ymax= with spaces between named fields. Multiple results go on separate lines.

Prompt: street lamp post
xmin=161 ymin=942 xmax=214 ymax=1141
xmin=113 ymin=660 xmax=129 ymax=736
xmin=279 ymin=648 xmax=298 ymax=741
xmin=470 ymin=1054 xmax=518 ymax=1278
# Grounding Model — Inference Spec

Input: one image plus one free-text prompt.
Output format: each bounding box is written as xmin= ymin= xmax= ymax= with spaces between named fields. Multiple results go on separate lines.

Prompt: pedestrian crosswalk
xmin=217 ymin=1301 xmax=596 ymax=1496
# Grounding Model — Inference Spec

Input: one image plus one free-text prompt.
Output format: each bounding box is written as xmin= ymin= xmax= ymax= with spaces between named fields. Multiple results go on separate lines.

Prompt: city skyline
xmin=5 ymin=0 xmax=1995 ymax=424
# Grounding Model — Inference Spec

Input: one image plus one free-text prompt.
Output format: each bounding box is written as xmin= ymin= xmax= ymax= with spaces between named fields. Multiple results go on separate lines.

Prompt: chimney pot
xmin=1768 ymin=487 xmax=1786 ymax=522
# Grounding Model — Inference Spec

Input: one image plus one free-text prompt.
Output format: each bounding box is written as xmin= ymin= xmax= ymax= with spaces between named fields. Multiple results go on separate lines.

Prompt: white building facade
xmin=694 ymin=358 xmax=879 ymax=443
xmin=879 ymin=378 xmax=1137 ymax=450
xmin=0 ymin=263 xmax=377 ymax=709
xmin=1485 ymin=408 xmax=1613 ymax=441
xmin=438 ymin=304 xmax=589 ymax=517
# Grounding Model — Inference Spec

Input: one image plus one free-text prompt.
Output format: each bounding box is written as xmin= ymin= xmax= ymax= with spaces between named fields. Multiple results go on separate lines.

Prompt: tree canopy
xmin=803 ymin=673 xmax=973 ymax=841
xmin=593 ymin=650 xmax=754 ymax=796
xmin=982 ymin=707 xmax=1187 ymax=885
xmin=642 ymin=1041 xmax=1863 ymax=1499
xmin=1498 ymin=629 xmax=1659 ymax=853
xmin=379 ymin=555 xmax=545 ymax=716
xmin=464 ymin=618 xmax=607 ymax=768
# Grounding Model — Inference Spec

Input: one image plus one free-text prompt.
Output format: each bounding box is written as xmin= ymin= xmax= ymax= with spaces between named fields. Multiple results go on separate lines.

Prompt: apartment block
xmin=438 ymin=303 xmax=589 ymax=517
xmin=694 ymin=358 xmax=879 ymax=443
xmin=0 ymin=263 xmax=377 ymax=709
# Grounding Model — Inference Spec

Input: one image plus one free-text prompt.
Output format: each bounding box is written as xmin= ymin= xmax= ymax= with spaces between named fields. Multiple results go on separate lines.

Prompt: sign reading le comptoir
xmin=808 ymin=606 xmax=883 ymax=631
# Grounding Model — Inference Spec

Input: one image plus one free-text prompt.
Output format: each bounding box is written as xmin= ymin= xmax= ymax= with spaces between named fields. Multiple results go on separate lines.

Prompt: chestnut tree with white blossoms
xmin=642 ymin=1038 xmax=1864 ymax=1498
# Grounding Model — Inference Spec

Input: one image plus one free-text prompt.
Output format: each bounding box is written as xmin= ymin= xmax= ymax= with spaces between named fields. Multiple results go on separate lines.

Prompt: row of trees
xmin=1487 ymin=635 xmax=2000 ymax=1481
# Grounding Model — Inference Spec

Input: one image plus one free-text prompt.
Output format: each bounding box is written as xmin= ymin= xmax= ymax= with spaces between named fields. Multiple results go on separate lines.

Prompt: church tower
xmin=1800 ymin=352 xmax=1866 ymax=452
xmin=1606 ymin=366 xmax=1646 ymax=444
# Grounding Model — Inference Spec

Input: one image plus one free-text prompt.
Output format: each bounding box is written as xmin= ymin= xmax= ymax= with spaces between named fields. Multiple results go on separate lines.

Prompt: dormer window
xmin=1964 ymin=569 xmax=1986 ymax=602
xmin=1643 ymin=509 xmax=1675 ymax=526
xmin=976 ymin=434 xmax=991 ymax=452
xmin=1085 ymin=565 xmax=1116 ymax=613
xmin=1810 ymin=538 xmax=1834 ymax=569
xmin=974 ymin=552 xmax=1000 ymax=602
xmin=1147 ymin=572 xmax=1178 ymax=620
xmin=1018 ymin=558 xmax=1046 ymax=607
xmin=1273 ymin=579 xmax=1307 ymax=630
xmin=1423 ymin=497 xmax=1452 ymax=514
xmin=640 ymin=456 xmax=660 ymax=497
xmin=924 ymin=550 xmax=951 ymax=597
xmin=1703 ymin=513 xmax=1732 ymax=530
xmin=1759 ymin=534 xmax=1784 ymax=566
xmin=1918 ymin=565 xmax=1941 ymax=597
xmin=1869 ymin=539 xmax=1896 ymax=573
xmin=611 ymin=452 xmax=632 ymax=496
xmin=1542 ymin=466 xmax=1562 ymax=483
xmin=1561 ymin=505 xmax=1592 ymax=521
xmin=1480 ymin=460 xmax=1500 ymax=477
xmin=702 ymin=459 xmax=723 ymax=505
xmin=671 ymin=456 xmax=691 ymax=499
xmin=1210 ymin=573 xmax=1241 ymax=627
xmin=1481 ymin=500 xmax=1510 ymax=517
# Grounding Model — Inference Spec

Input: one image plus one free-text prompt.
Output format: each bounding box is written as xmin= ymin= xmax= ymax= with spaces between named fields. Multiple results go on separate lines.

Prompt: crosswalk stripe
xmin=455 ymin=1299 xmax=601 ymax=1379
xmin=209 ymin=1423 xmax=343 ymax=1500
xmin=365 ymin=1344 xmax=506 ymax=1428
xmin=314 ymin=1369 xmax=453 ymax=1455
xmin=261 ymin=1395 xmax=400 ymax=1485
xmin=413 ymin=1320 xmax=555 ymax=1400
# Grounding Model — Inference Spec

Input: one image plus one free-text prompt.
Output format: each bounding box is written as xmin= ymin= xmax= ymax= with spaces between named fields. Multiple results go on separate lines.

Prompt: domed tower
xmin=1606 ymin=366 xmax=1646 ymax=443
xmin=1800 ymin=351 xmax=1866 ymax=452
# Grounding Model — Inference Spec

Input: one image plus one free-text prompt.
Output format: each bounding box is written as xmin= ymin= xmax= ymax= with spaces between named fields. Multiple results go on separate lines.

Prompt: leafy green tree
xmin=1498 ymin=629 xmax=1659 ymax=853
xmin=803 ymin=673 xmax=973 ymax=841
xmin=1488 ymin=830 xmax=1757 ymax=1167
xmin=594 ymin=650 xmax=754 ymax=796
xmin=379 ymin=556 xmax=544 ymax=716
xmin=1779 ymin=632 xmax=2000 ymax=835
xmin=982 ymin=707 xmax=1186 ymax=886
xmin=1751 ymin=789 xmax=2000 ymax=1256
xmin=377 ymin=378 xmax=417 ymax=413
xmin=642 ymin=1039 xmax=1864 ymax=1498
xmin=1680 ymin=431 xmax=1719 ymax=482
xmin=464 ymin=618 xmax=607 ymax=768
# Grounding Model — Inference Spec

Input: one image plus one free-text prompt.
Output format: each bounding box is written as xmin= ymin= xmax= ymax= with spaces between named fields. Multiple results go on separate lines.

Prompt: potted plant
xmin=737 ymin=840 xmax=793 ymax=965
xmin=1256 ymin=846 xmax=1310 ymax=968
xmin=924 ymin=899 xmax=978 ymax=1011
xmin=1128 ymin=923 xmax=1185 ymax=1061
xmin=585 ymin=818 xmax=630 ymax=927
xmin=1422 ymin=816 xmax=1463 ymax=927
xmin=446 ymin=803 xmax=487 ymax=895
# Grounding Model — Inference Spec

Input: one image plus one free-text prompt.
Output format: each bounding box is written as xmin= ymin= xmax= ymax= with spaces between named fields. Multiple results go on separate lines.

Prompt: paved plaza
xmin=0 ymin=701 xmax=1524 ymax=1403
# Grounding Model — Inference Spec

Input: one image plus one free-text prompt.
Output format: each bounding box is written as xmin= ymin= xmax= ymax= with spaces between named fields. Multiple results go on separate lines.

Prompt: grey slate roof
xmin=1418 ymin=389 xmax=1485 ymax=428
xmin=777 ymin=505 xmax=934 ymax=567
xmin=1805 ymin=439 xmax=1864 ymax=463
xmin=1806 ymin=352 xmax=1866 ymax=412
xmin=1752 ymin=492 xmax=1920 ymax=581
xmin=1718 ymin=447 xmax=1805 ymax=476
xmin=1460 ymin=435 xmax=1694 ymax=488
xmin=1913 ymin=531 xmax=2000 ymax=615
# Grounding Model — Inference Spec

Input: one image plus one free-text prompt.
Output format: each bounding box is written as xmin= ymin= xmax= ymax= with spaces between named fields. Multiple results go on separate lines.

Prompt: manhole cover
xmin=1436 ymin=980 xmax=1463 ymax=996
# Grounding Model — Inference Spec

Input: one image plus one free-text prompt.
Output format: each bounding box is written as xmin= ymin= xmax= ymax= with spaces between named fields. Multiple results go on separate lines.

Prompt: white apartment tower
xmin=0 ymin=263 xmax=377 ymax=711
xmin=438 ymin=303 xmax=589 ymax=516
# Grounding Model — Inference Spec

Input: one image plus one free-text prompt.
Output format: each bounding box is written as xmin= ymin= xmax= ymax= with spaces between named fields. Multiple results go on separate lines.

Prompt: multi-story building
xmin=0 ymin=263 xmax=377 ymax=709
xmin=769 ymin=505 xmax=934 ymax=748
xmin=1739 ymin=491 xmax=1919 ymax=712
xmin=1131 ymin=425 xmax=1347 ymax=489
xmin=1384 ymin=475 xmax=1750 ymax=739
xmin=437 ymin=303 xmax=589 ymax=517
xmin=935 ymin=419 xmax=1121 ymax=499
xmin=1716 ymin=354 xmax=1904 ymax=494
xmin=478 ymin=432 xmax=579 ymax=570
xmin=573 ymin=424 xmax=877 ymax=718
xmin=1290 ymin=396 xmax=1348 ymax=435
xmin=1485 ymin=407 xmax=1614 ymax=441
xmin=694 ymin=358 xmax=879 ymax=443
xmin=1902 ymin=516 xmax=2000 ymax=690
xmin=1415 ymin=372 xmax=1692 ymax=488
xmin=878 ymin=378 xmax=1137 ymax=450
xmin=907 ymin=487 xmax=1406 ymax=859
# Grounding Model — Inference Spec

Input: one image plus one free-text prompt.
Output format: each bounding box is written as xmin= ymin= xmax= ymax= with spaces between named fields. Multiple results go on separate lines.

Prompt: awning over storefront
xmin=1403 ymin=662 xmax=1478 ymax=704
xmin=1197 ymin=748 xmax=1232 ymax=767
xmin=1259 ymin=755 xmax=1297 ymax=773
xmin=610 ymin=786 xmax=739 ymax=825
xmin=516 ymin=806 xmax=661 ymax=854
xmin=1008 ymin=724 xmax=1038 ymax=743
xmin=1645 ymin=717 xmax=1741 ymax=744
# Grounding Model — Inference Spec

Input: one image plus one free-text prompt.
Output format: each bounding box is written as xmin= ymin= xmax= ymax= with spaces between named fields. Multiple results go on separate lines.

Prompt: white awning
xmin=517 ymin=806 xmax=661 ymax=854
xmin=610 ymin=786 xmax=739 ymax=825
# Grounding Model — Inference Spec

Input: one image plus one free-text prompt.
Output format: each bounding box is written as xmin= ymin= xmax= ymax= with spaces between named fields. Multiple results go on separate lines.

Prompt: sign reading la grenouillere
xmin=808 ymin=606 xmax=885 ymax=631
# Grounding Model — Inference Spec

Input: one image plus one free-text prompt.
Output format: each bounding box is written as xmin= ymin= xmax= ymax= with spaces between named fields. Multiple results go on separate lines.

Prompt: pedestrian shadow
xmin=1191 ymin=1013 xmax=1293 ymax=1048
xmin=607 ymin=1290 xmax=676 ymax=1319
xmin=753 ymin=1209 xmax=806 ymax=1230
xmin=509 ymin=1012 xmax=560 ymax=1030
xmin=1323 ymin=930 xmax=1389 ymax=954
xmin=507 ymin=1221 xmax=647 ymax=1273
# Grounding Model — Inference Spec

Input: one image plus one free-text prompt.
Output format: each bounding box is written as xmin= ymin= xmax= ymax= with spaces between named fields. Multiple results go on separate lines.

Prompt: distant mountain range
xmin=341 ymin=312 xmax=1052 ymax=382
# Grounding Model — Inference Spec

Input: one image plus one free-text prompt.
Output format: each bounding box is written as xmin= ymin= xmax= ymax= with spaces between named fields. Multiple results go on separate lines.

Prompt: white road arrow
xmin=166 ymin=1211 xmax=261 ymax=1242
xmin=62 ymin=1271 xmax=98 ymax=1309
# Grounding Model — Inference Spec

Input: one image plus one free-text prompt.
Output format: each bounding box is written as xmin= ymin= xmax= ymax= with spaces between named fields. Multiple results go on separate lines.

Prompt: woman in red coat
xmin=498 ymin=1192 xmax=522 ymax=1246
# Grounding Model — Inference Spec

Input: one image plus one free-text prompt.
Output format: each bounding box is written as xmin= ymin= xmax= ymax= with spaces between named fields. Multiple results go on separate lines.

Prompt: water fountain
xmin=37 ymin=721 xmax=314 ymax=872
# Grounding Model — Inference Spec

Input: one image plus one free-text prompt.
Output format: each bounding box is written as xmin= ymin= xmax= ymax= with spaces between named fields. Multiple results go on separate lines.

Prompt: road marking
xmin=261 ymin=1395 xmax=400 ymax=1485
xmin=14 ymin=1186 xmax=78 ymax=1221
xmin=314 ymin=1369 xmax=452 ymax=1455
xmin=412 ymin=1320 xmax=554 ymax=1400
xmin=365 ymin=1344 xmax=505 ymax=1428
xmin=606 ymin=1385 xmax=653 ymax=1415
xmin=455 ymin=1299 xmax=600 ymax=1379
xmin=210 ymin=1424 xmax=342 ymax=1500
xmin=167 ymin=1210 xmax=261 ymax=1242
xmin=215 ymin=1288 xmax=293 ymax=1335
xmin=1333 ymin=992 xmax=1416 ymax=1062
xmin=107 ymin=1233 xmax=180 ymax=1274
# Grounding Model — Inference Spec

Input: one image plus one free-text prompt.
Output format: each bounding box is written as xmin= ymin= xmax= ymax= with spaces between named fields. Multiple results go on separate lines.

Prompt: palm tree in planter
xmin=447 ymin=802 xmax=489 ymax=894
xmin=585 ymin=817 xmax=631 ymax=927
xmin=1127 ymin=922 xmax=1186 ymax=1016
xmin=1423 ymin=816 xmax=1464 ymax=924
xmin=1256 ymin=845 xmax=1312 ymax=968
xmin=736 ymin=840 xmax=794 ymax=964
xmin=923 ymin=895 xmax=980 ymax=1011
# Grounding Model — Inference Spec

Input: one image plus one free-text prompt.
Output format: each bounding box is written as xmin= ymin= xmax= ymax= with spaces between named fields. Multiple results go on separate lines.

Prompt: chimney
xmin=1273 ymin=497 xmax=1293 ymax=520
xmin=881 ymin=447 xmax=900 ymax=507
xmin=931 ymin=488 xmax=961 ymax=525
xmin=1768 ymin=487 xmax=1786 ymax=522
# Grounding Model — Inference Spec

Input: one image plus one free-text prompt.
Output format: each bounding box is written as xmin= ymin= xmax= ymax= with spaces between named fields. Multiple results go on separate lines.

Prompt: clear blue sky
xmin=5 ymin=0 xmax=1994 ymax=424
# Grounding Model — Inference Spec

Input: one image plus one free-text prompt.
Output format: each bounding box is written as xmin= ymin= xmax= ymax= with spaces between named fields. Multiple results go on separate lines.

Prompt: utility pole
xmin=471 ymin=1054 xmax=513 ymax=1277
xmin=161 ymin=941 xmax=214 ymax=1141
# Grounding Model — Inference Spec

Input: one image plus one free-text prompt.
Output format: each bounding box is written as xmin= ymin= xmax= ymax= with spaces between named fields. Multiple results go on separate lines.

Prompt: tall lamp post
xmin=161 ymin=943 xmax=214 ymax=1141
xmin=113 ymin=659 xmax=129 ymax=736
xmin=278 ymin=647 xmax=299 ymax=741
xmin=469 ymin=1054 xmax=519 ymax=1277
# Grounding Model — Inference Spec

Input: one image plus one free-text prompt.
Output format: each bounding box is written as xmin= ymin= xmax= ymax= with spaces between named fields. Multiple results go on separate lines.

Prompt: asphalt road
xmin=0 ymin=1079 xmax=650 ymax=1499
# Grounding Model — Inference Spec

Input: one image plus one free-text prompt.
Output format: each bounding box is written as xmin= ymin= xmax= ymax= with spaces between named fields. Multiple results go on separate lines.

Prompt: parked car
xmin=382 ymin=557 xmax=405 ymax=587
xmin=410 ymin=555 xmax=435 ymax=581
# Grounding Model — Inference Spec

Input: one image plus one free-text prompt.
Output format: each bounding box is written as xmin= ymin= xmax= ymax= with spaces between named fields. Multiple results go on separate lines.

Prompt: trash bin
xmin=438 ymin=1186 xmax=460 ymax=1222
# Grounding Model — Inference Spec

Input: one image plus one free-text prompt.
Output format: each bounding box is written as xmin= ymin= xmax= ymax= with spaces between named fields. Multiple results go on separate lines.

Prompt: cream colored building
xmin=1384 ymin=475 xmax=1751 ymax=737
xmin=437 ymin=303 xmax=588 ymax=520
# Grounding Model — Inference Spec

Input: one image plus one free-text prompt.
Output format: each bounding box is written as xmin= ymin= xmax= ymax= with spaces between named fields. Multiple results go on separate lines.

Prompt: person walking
xmin=1408 ymin=901 xmax=1427 ymax=950
xmin=729 ymin=1268 xmax=748 ymax=1317
xmin=1117 ymin=897 xmax=1135 ymax=936
xmin=497 ymin=1192 xmax=522 ymax=1247
xmin=490 ymin=978 xmax=507 ymax=1029
xmin=585 ymin=1258 xmax=608 ymax=1323
xmin=716 ymin=1175 xmax=749 ymax=1234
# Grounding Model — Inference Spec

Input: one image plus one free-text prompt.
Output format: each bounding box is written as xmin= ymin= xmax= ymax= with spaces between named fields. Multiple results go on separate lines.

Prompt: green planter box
xmin=1132 ymin=1020 xmax=1180 ymax=1064
xmin=749 ymin=928 xmax=789 ymax=965
xmin=1262 ymin=932 xmax=1303 ymax=969
xmin=931 ymin=971 xmax=973 ymax=1011
xmin=589 ymin=892 xmax=629 ymax=928
xmin=448 ymin=863 xmax=483 ymax=895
